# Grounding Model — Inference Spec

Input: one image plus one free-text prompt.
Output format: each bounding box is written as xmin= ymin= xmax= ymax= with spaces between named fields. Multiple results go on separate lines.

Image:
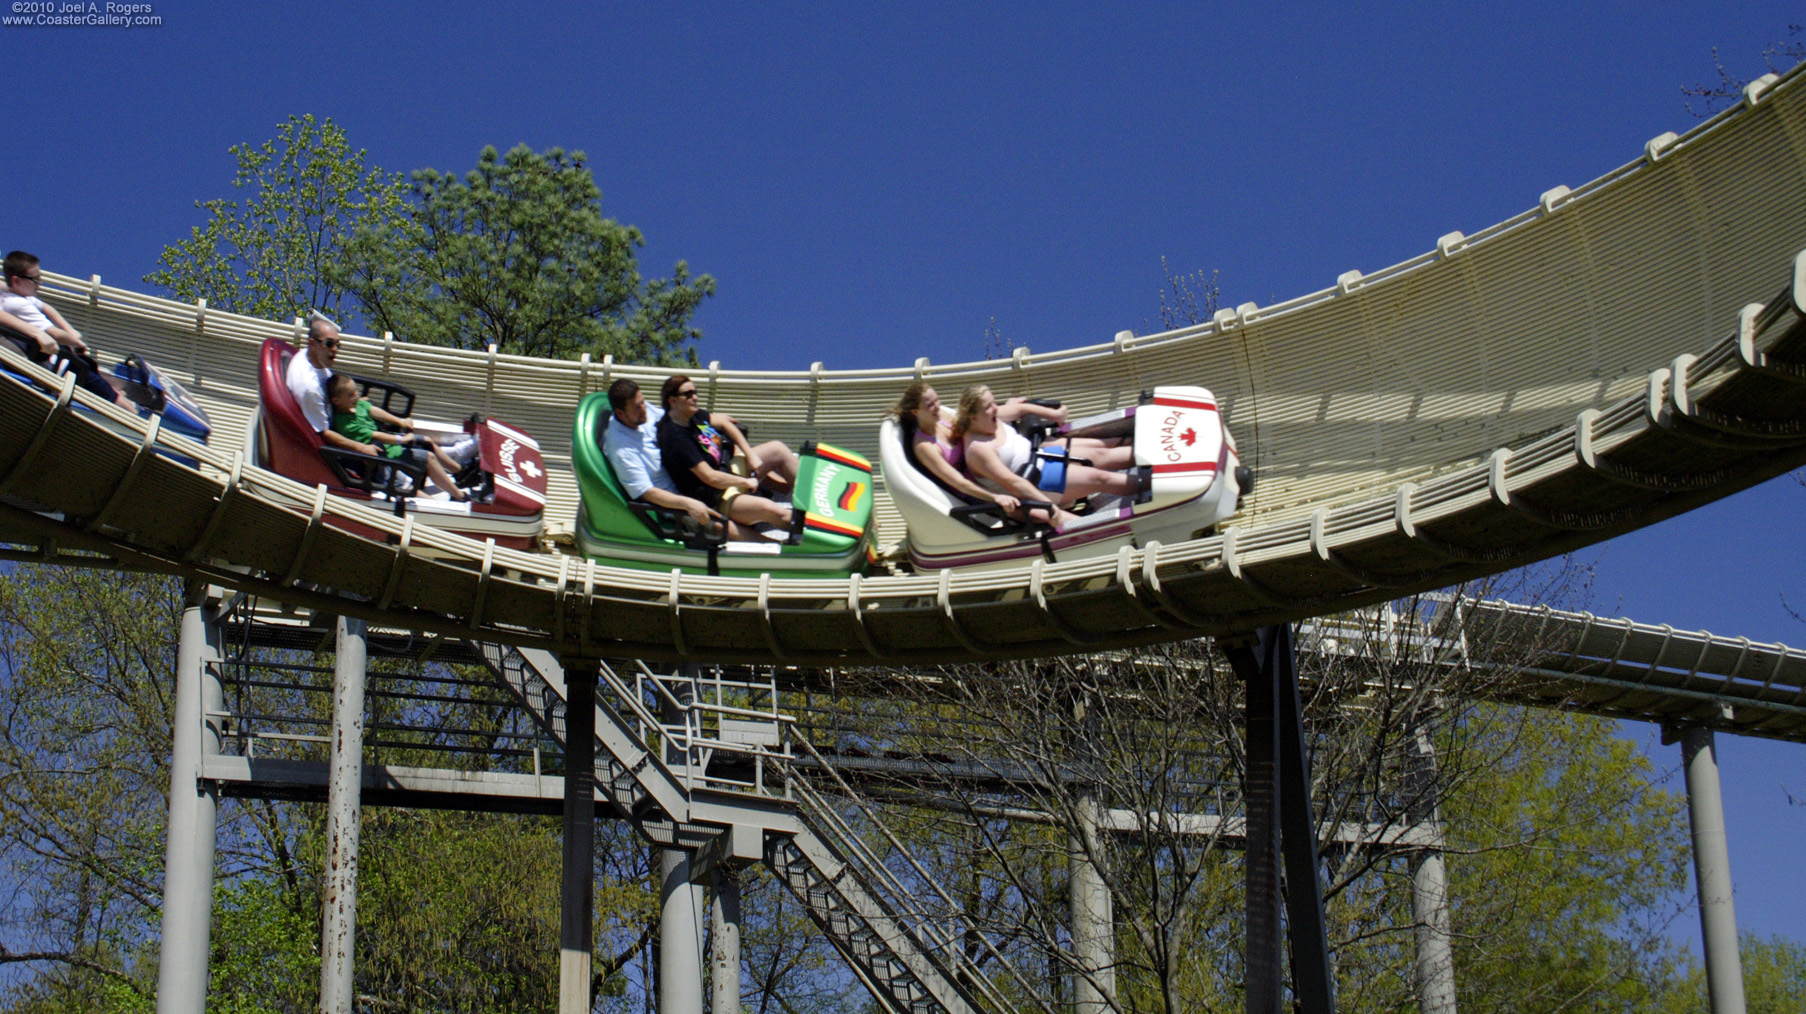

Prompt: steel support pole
xmin=1406 ymin=728 xmax=1456 ymax=1014
xmin=1410 ymin=849 xmax=1456 ymax=1014
xmin=156 ymin=582 xmax=224 ymax=1014
xmin=1236 ymin=630 xmax=1283 ymax=1014
xmin=1273 ymin=626 xmax=1336 ymax=1014
xmin=1681 ymin=727 xmax=1747 ymax=1014
xmin=1225 ymin=625 xmax=1337 ymax=1014
xmin=710 ymin=867 xmax=742 ymax=1014
xmin=561 ymin=661 xmax=598 ymax=1012
xmin=318 ymin=616 xmax=367 ymax=1014
xmin=661 ymin=665 xmax=705 ymax=1014
xmin=660 ymin=848 xmax=706 ymax=1014
xmin=1070 ymin=786 xmax=1115 ymax=1014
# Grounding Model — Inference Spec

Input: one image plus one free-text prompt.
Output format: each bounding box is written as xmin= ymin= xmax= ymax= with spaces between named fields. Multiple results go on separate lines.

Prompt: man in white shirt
xmin=602 ymin=377 xmax=725 ymax=534
xmin=0 ymin=250 xmax=133 ymax=407
xmin=289 ymin=312 xmax=480 ymax=476
xmin=286 ymin=314 xmax=369 ymax=455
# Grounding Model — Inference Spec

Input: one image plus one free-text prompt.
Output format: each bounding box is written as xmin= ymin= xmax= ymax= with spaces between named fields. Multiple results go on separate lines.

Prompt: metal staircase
xmin=473 ymin=643 xmax=1037 ymax=1014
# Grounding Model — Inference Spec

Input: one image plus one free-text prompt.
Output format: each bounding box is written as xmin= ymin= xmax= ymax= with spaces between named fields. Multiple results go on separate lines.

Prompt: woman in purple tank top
xmin=891 ymin=382 xmax=1020 ymax=515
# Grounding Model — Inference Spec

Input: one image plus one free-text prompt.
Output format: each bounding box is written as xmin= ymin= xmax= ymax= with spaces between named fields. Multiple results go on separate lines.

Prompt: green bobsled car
xmin=572 ymin=392 xmax=875 ymax=577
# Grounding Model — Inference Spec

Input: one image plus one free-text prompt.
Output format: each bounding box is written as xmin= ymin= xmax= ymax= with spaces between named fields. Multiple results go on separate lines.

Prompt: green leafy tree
xmin=1653 ymin=933 xmax=1806 ymax=1014
xmin=335 ymin=144 xmax=714 ymax=363
xmin=0 ymin=568 xmax=178 ymax=1012
xmin=205 ymin=879 xmax=318 ymax=1014
xmin=1431 ymin=708 xmax=1693 ymax=1013
xmin=144 ymin=114 xmax=408 ymax=331
xmin=0 ymin=566 xmax=669 ymax=1012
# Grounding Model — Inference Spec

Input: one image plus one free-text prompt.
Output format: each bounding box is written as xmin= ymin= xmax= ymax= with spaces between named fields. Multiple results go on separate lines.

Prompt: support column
xmin=661 ymin=666 xmax=705 ymax=1014
xmin=318 ymin=616 xmax=367 ymax=1014
xmin=1680 ymin=726 xmax=1747 ymax=1014
xmin=1224 ymin=625 xmax=1337 ymax=1014
xmin=1406 ymin=727 xmax=1456 ymax=1014
xmin=660 ymin=849 xmax=706 ymax=1014
xmin=1410 ymin=851 xmax=1456 ymax=1014
xmin=561 ymin=661 xmax=598 ymax=1013
xmin=156 ymin=583 xmax=224 ymax=1014
xmin=1070 ymin=787 xmax=1115 ymax=1014
xmin=1237 ymin=630 xmax=1283 ymax=1014
xmin=710 ymin=867 xmax=741 ymax=1014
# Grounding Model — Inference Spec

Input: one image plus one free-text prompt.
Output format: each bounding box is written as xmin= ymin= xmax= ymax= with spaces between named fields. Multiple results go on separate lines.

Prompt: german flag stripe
xmin=1153 ymin=396 xmax=1217 ymax=413
xmin=813 ymin=445 xmax=872 ymax=472
xmin=837 ymin=481 xmax=867 ymax=513
xmin=805 ymin=514 xmax=864 ymax=538
xmin=1152 ymin=461 xmax=1220 ymax=475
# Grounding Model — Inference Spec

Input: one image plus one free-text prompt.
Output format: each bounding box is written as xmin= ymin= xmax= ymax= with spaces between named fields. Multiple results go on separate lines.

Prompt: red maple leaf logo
xmin=1180 ymin=427 xmax=1197 ymax=447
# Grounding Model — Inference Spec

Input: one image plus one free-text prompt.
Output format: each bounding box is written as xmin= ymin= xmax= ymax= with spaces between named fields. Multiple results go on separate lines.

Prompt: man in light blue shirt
xmin=603 ymin=378 xmax=720 ymax=532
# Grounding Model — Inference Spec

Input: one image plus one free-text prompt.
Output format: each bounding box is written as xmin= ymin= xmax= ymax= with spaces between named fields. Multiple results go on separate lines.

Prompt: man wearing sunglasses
xmin=291 ymin=312 xmax=480 ymax=482
xmin=0 ymin=250 xmax=135 ymax=408
xmin=286 ymin=312 xmax=370 ymax=456
xmin=1 ymin=252 xmax=88 ymax=358
xmin=603 ymin=376 xmax=722 ymax=534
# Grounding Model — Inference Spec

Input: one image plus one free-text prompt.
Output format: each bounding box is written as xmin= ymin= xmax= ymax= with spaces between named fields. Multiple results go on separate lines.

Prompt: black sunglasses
xmin=313 ymin=337 xmax=340 ymax=349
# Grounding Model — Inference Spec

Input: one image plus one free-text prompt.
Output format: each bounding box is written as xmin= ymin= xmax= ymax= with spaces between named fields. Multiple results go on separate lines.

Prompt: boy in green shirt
xmin=327 ymin=374 xmax=470 ymax=502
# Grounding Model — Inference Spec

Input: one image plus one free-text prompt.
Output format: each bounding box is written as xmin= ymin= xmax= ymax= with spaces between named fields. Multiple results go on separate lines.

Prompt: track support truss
xmin=1223 ymin=625 xmax=1337 ymax=1014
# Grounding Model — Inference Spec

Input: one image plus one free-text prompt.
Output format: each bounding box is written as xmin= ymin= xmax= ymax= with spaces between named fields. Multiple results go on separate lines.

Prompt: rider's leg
xmin=1056 ymin=437 xmax=1134 ymax=470
xmin=726 ymin=492 xmax=792 ymax=529
xmin=1058 ymin=464 xmax=1135 ymax=503
xmin=750 ymin=440 xmax=799 ymax=487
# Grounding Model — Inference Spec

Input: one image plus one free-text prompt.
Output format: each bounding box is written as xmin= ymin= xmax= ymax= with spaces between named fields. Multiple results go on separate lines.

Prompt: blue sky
xmin=5 ymin=0 xmax=1802 ymax=958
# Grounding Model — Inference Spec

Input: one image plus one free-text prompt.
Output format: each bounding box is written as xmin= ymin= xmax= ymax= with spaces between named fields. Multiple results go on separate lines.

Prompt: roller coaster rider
xmin=0 ymin=251 xmax=134 ymax=409
xmin=953 ymin=384 xmax=1142 ymax=525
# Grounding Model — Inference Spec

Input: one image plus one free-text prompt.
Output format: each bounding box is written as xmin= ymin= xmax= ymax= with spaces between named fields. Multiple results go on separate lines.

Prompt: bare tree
xmin=781 ymin=563 xmax=1693 ymax=1013
xmin=1683 ymin=25 xmax=1805 ymax=117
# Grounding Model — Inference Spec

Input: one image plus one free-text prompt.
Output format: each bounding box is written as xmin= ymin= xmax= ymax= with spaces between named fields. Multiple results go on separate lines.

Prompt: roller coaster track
xmin=1 ymin=68 xmax=1804 ymax=665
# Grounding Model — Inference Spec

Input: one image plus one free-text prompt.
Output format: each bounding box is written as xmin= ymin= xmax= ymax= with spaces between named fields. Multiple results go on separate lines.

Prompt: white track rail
xmin=0 ymin=69 xmax=1803 ymax=664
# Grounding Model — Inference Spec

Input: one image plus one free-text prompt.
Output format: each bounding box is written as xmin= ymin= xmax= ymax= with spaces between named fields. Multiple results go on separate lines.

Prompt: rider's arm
xmin=0 ymin=308 xmax=57 ymax=356
xmin=368 ymin=402 xmax=416 ymax=432
xmin=605 ymin=432 xmax=717 ymax=529
xmin=912 ymin=437 xmax=1018 ymax=511
xmin=688 ymin=459 xmax=757 ymax=494
xmin=711 ymin=412 xmax=761 ymax=473
xmin=321 ymin=426 xmax=375 ymax=455
xmin=606 ymin=438 xmax=658 ymax=500
xmin=997 ymin=396 xmax=1067 ymax=425
xmin=660 ymin=417 xmax=756 ymax=494
xmin=965 ymin=440 xmax=1066 ymax=525
xmin=638 ymin=486 xmax=717 ymax=528
xmin=36 ymin=302 xmax=84 ymax=353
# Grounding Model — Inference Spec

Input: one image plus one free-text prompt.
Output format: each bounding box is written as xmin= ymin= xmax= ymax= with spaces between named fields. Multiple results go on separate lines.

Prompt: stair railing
xmin=776 ymin=733 xmax=1048 ymax=1014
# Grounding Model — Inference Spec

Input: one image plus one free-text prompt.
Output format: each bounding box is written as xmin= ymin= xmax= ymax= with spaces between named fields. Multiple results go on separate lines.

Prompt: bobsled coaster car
xmin=111 ymin=355 xmax=212 ymax=466
xmin=571 ymin=391 xmax=874 ymax=577
xmin=249 ymin=336 xmax=547 ymax=551
xmin=881 ymin=385 xmax=1248 ymax=572
xmin=0 ymin=324 xmax=212 ymax=466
